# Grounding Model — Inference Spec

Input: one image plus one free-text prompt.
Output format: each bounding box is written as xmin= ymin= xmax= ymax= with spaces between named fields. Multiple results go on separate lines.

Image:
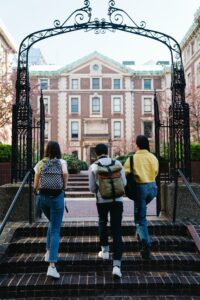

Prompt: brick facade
xmin=30 ymin=52 xmax=169 ymax=164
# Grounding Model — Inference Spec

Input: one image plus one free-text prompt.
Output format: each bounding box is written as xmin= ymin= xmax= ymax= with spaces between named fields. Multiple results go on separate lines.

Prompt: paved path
xmin=63 ymin=197 xmax=158 ymax=221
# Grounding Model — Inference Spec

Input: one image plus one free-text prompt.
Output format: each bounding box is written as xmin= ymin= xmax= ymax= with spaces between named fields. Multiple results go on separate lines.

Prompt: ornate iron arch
xmin=12 ymin=0 xmax=190 ymax=181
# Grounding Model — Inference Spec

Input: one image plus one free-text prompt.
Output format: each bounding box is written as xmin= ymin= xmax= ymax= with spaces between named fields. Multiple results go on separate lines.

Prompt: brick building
xmin=30 ymin=52 xmax=170 ymax=164
xmin=181 ymin=6 xmax=200 ymax=142
xmin=0 ymin=19 xmax=17 ymax=143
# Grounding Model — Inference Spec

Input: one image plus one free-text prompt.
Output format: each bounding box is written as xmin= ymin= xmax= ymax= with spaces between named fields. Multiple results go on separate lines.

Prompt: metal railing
xmin=173 ymin=169 xmax=200 ymax=223
xmin=0 ymin=169 xmax=33 ymax=236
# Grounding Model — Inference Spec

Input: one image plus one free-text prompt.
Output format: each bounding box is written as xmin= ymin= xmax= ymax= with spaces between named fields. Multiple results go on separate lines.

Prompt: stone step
xmin=65 ymin=191 xmax=94 ymax=197
xmin=6 ymin=235 xmax=196 ymax=254
xmin=12 ymin=221 xmax=188 ymax=237
xmin=1 ymin=251 xmax=200 ymax=274
xmin=66 ymin=186 xmax=89 ymax=191
xmin=66 ymin=182 xmax=89 ymax=186
xmin=0 ymin=270 xmax=200 ymax=298
xmin=68 ymin=176 xmax=89 ymax=182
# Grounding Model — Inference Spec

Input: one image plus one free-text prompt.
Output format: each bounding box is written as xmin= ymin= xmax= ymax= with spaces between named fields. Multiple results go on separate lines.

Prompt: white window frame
xmin=71 ymin=78 xmax=79 ymax=90
xmin=112 ymin=78 xmax=121 ymax=89
xmin=69 ymin=120 xmax=81 ymax=140
xmin=39 ymin=78 xmax=49 ymax=90
xmin=143 ymin=78 xmax=153 ymax=90
xmin=45 ymin=120 xmax=51 ymax=140
xmin=111 ymin=119 xmax=123 ymax=139
xmin=142 ymin=120 xmax=153 ymax=139
xmin=69 ymin=96 xmax=81 ymax=114
xmin=111 ymin=96 xmax=123 ymax=114
xmin=142 ymin=96 xmax=154 ymax=114
xmin=91 ymin=77 xmax=101 ymax=90
xmin=37 ymin=95 xmax=50 ymax=114
xmin=90 ymin=94 xmax=102 ymax=117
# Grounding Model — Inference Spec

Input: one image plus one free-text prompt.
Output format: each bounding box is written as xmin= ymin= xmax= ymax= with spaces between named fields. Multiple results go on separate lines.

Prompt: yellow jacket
xmin=124 ymin=149 xmax=159 ymax=183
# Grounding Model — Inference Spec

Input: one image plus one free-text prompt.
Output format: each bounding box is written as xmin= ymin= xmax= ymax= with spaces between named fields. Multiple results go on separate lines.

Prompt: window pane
xmin=114 ymin=121 xmax=121 ymax=138
xmin=40 ymin=79 xmax=48 ymax=90
xmin=114 ymin=79 xmax=120 ymax=89
xmin=92 ymin=97 xmax=100 ymax=112
xmin=144 ymin=79 xmax=152 ymax=90
xmin=144 ymin=122 xmax=152 ymax=138
xmin=92 ymin=78 xmax=100 ymax=89
xmin=71 ymin=98 xmax=78 ymax=113
xmin=71 ymin=122 xmax=78 ymax=138
xmin=43 ymin=98 xmax=49 ymax=114
xmin=144 ymin=98 xmax=152 ymax=113
xmin=113 ymin=98 xmax=121 ymax=112
xmin=72 ymin=79 xmax=78 ymax=89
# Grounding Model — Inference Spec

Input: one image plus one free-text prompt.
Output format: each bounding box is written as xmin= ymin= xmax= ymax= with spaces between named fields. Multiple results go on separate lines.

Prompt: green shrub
xmin=190 ymin=143 xmax=200 ymax=161
xmin=0 ymin=144 xmax=12 ymax=162
xmin=62 ymin=154 xmax=88 ymax=173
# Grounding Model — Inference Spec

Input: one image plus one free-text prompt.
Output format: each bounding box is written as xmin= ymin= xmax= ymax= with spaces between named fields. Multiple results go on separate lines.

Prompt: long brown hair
xmin=44 ymin=141 xmax=62 ymax=159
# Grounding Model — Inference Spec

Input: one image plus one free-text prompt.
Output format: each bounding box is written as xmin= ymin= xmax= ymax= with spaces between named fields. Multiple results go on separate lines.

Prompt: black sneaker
xmin=140 ymin=246 xmax=152 ymax=259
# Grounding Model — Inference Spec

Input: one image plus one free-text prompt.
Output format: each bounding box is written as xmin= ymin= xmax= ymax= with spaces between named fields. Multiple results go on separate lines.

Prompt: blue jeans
xmin=96 ymin=202 xmax=123 ymax=261
xmin=40 ymin=192 xmax=64 ymax=262
xmin=134 ymin=182 xmax=157 ymax=248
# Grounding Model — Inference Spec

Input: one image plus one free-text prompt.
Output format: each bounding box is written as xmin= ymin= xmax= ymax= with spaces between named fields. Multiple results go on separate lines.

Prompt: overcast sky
xmin=1 ymin=0 xmax=200 ymax=66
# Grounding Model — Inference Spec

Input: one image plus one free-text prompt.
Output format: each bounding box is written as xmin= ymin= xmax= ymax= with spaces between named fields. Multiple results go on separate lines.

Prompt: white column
xmin=58 ymin=77 xmax=67 ymax=152
xmin=125 ymin=78 xmax=134 ymax=152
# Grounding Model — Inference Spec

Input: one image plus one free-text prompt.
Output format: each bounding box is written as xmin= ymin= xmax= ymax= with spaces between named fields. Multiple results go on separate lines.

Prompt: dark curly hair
xmin=136 ymin=135 xmax=150 ymax=151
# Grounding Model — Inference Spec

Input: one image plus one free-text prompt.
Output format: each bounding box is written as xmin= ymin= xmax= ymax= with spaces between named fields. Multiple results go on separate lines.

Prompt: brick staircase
xmin=0 ymin=173 xmax=200 ymax=299
xmin=65 ymin=173 xmax=94 ymax=198
xmin=0 ymin=220 xmax=200 ymax=299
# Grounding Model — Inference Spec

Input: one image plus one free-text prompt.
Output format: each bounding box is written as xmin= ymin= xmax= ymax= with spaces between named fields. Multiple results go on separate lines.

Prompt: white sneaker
xmin=112 ymin=266 xmax=122 ymax=278
xmin=47 ymin=266 xmax=60 ymax=279
xmin=44 ymin=250 xmax=49 ymax=262
xmin=98 ymin=251 xmax=109 ymax=260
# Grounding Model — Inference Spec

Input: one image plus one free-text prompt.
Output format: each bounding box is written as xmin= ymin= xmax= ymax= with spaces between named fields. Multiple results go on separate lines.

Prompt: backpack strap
xmin=130 ymin=156 xmax=134 ymax=173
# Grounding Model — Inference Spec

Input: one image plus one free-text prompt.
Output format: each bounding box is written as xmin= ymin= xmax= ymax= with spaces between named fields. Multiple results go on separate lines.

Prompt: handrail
xmin=173 ymin=168 xmax=200 ymax=223
xmin=0 ymin=169 xmax=33 ymax=236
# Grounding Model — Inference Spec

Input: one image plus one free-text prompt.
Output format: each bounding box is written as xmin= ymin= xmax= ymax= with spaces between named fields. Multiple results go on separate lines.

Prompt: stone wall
xmin=162 ymin=182 xmax=200 ymax=220
xmin=0 ymin=184 xmax=36 ymax=221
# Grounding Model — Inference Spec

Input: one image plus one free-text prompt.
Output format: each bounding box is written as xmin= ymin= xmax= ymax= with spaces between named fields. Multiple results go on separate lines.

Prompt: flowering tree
xmin=186 ymin=75 xmax=200 ymax=142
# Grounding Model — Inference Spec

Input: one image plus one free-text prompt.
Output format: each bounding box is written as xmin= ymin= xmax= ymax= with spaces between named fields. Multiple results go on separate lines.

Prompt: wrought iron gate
xmin=12 ymin=0 xmax=190 ymax=193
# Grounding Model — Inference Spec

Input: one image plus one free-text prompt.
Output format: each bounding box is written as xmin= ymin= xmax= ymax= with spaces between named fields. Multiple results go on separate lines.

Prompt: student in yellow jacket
xmin=124 ymin=135 xmax=159 ymax=259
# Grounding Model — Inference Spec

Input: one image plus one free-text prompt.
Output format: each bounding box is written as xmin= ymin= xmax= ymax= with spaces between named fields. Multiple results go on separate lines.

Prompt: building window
xmin=113 ymin=97 xmax=121 ymax=113
xmin=45 ymin=121 xmax=50 ymax=140
xmin=197 ymin=63 xmax=200 ymax=86
xmin=92 ymin=97 xmax=100 ymax=113
xmin=114 ymin=121 xmax=121 ymax=138
xmin=92 ymin=78 xmax=100 ymax=89
xmin=38 ymin=96 xmax=50 ymax=114
xmin=71 ymin=97 xmax=79 ymax=113
xmin=143 ymin=121 xmax=152 ymax=138
xmin=143 ymin=97 xmax=152 ymax=113
xmin=71 ymin=79 xmax=79 ymax=90
xmin=113 ymin=79 xmax=121 ymax=89
xmin=71 ymin=121 xmax=79 ymax=139
xmin=43 ymin=97 xmax=49 ymax=114
xmin=143 ymin=79 xmax=152 ymax=90
xmin=40 ymin=79 xmax=48 ymax=90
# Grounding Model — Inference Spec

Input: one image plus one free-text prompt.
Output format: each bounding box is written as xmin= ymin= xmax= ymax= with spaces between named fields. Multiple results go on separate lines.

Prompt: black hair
xmin=95 ymin=143 xmax=108 ymax=156
xmin=136 ymin=135 xmax=150 ymax=151
xmin=44 ymin=140 xmax=62 ymax=159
